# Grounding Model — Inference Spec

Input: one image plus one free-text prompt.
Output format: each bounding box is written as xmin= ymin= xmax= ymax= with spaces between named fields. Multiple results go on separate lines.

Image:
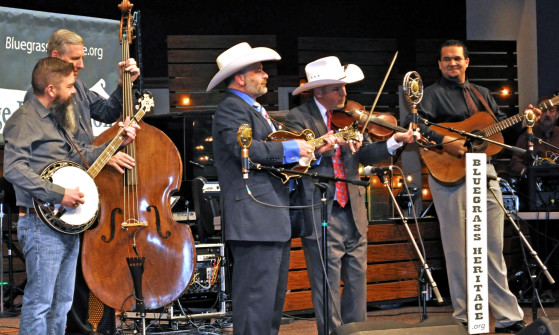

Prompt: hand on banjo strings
xmin=62 ymin=187 xmax=85 ymax=208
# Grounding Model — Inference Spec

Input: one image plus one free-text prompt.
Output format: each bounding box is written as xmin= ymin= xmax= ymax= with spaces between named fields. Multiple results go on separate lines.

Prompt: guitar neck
xmin=484 ymin=96 xmax=559 ymax=137
xmin=483 ymin=113 xmax=523 ymax=137
xmin=537 ymin=96 xmax=559 ymax=111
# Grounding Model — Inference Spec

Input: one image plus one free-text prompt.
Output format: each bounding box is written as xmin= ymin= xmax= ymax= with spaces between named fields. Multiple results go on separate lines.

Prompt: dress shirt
xmin=3 ymin=96 xmax=109 ymax=208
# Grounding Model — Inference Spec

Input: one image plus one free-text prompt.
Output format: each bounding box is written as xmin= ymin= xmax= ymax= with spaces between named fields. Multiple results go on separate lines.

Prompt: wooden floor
xmin=1 ymin=302 xmax=559 ymax=334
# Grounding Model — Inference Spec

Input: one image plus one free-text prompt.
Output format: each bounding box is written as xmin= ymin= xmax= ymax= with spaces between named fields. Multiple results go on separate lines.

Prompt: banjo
xmin=33 ymin=92 xmax=154 ymax=234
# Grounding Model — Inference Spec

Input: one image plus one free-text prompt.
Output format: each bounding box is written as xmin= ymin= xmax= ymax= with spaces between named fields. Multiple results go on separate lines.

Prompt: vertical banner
xmin=0 ymin=6 xmax=120 ymax=140
xmin=466 ymin=153 xmax=489 ymax=334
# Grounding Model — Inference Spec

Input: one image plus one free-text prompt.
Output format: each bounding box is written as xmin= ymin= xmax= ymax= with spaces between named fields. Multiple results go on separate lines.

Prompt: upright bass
xmin=82 ymin=0 xmax=195 ymax=311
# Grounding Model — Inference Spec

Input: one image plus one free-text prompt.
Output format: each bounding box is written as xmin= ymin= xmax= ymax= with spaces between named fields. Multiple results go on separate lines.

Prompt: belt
xmin=19 ymin=207 xmax=37 ymax=216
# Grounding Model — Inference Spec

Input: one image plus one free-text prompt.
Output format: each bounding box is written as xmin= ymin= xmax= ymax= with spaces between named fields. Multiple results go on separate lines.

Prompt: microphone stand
xmin=532 ymin=135 xmax=559 ymax=152
xmin=488 ymin=178 xmax=554 ymax=321
xmin=374 ymin=170 xmax=443 ymax=321
xmin=417 ymin=117 xmax=527 ymax=156
xmin=251 ymin=162 xmax=368 ymax=335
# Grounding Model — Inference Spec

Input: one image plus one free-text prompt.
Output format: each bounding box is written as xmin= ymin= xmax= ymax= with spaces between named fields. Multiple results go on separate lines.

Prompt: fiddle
xmin=331 ymin=100 xmax=408 ymax=141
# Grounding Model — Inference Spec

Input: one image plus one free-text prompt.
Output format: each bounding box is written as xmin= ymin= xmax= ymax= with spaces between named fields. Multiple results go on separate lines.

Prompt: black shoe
xmin=495 ymin=321 xmax=526 ymax=333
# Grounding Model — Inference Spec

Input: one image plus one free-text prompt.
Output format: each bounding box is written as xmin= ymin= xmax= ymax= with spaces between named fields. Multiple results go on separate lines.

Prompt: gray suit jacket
xmin=285 ymin=100 xmax=393 ymax=238
xmin=212 ymin=92 xmax=293 ymax=242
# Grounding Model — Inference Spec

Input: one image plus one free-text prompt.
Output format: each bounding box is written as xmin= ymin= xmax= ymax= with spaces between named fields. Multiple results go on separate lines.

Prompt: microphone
xmin=237 ymin=124 xmax=253 ymax=179
xmin=487 ymin=174 xmax=502 ymax=182
xmin=403 ymin=71 xmax=424 ymax=139
xmin=507 ymin=145 xmax=527 ymax=156
xmin=525 ymin=109 xmax=536 ymax=154
xmin=362 ymin=165 xmax=394 ymax=176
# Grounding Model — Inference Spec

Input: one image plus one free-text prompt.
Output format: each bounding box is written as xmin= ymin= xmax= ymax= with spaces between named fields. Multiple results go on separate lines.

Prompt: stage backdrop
xmin=0 ymin=6 xmax=121 ymax=140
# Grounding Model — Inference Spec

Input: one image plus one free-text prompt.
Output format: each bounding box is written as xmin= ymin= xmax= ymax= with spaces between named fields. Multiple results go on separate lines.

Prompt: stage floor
xmin=1 ymin=303 xmax=559 ymax=334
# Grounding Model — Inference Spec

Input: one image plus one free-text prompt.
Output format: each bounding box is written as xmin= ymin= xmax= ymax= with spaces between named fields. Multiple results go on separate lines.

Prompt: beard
xmin=50 ymin=96 xmax=77 ymax=134
xmin=245 ymin=77 xmax=268 ymax=98
xmin=540 ymin=120 xmax=555 ymax=135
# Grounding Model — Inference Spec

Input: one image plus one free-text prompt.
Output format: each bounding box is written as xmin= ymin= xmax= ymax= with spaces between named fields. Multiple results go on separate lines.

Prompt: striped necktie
xmin=253 ymin=102 xmax=275 ymax=131
xmin=326 ymin=110 xmax=349 ymax=207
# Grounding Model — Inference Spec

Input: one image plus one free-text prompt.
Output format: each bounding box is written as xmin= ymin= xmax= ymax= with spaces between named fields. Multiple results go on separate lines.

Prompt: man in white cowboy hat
xmin=285 ymin=56 xmax=415 ymax=335
xmin=209 ymin=43 xmax=337 ymax=335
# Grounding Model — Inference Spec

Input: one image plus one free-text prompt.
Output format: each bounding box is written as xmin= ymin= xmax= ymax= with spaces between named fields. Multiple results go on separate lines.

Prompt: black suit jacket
xmin=212 ymin=92 xmax=293 ymax=242
xmin=285 ymin=99 xmax=393 ymax=238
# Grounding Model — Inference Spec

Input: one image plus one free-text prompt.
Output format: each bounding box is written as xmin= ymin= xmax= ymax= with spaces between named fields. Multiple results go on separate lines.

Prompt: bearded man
xmin=511 ymin=96 xmax=559 ymax=175
xmin=3 ymin=57 xmax=138 ymax=335
xmin=208 ymin=42 xmax=336 ymax=335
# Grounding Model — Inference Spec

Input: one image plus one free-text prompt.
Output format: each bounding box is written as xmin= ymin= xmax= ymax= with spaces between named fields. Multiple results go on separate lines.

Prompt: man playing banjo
xmin=3 ymin=57 xmax=138 ymax=334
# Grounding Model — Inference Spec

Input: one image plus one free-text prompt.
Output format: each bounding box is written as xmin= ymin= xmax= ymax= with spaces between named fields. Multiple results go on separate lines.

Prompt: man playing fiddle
xmin=284 ymin=56 xmax=414 ymax=334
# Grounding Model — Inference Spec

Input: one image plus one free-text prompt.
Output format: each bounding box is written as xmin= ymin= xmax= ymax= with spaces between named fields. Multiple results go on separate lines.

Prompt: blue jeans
xmin=17 ymin=213 xmax=79 ymax=335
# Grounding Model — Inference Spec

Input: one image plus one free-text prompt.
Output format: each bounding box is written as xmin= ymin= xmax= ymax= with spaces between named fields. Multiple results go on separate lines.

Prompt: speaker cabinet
xmin=331 ymin=316 xmax=467 ymax=335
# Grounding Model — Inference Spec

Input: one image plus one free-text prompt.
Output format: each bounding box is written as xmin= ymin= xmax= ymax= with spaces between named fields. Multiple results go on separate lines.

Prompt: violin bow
xmin=359 ymin=51 xmax=398 ymax=135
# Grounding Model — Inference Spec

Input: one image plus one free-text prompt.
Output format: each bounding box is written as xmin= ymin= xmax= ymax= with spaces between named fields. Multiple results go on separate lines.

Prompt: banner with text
xmin=466 ymin=153 xmax=489 ymax=334
xmin=0 ymin=6 xmax=121 ymax=140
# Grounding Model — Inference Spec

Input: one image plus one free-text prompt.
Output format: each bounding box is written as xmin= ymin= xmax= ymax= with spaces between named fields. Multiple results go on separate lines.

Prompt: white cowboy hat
xmin=206 ymin=42 xmax=281 ymax=91
xmin=292 ymin=56 xmax=364 ymax=95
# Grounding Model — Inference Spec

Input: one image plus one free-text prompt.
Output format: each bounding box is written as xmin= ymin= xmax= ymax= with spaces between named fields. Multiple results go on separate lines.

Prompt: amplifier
xmin=502 ymin=195 xmax=519 ymax=212
xmin=181 ymin=243 xmax=227 ymax=314
xmin=524 ymin=166 xmax=559 ymax=211
xmin=122 ymin=243 xmax=228 ymax=323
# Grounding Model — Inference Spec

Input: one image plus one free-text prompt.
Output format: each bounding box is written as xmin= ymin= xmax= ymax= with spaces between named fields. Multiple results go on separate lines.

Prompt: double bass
xmin=82 ymin=0 xmax=195 ymax=311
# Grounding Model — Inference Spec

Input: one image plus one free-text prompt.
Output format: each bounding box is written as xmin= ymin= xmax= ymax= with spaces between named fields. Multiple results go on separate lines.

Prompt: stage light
xmin=181 ymin=96 xmax=191 ymax=105
xmin=205 ymin=137 xmax=213 ymax=142
xmin=500 ymin=87 xmax=510 ymax=96
xmin=195 ymin=145 xmax=204 ymax=151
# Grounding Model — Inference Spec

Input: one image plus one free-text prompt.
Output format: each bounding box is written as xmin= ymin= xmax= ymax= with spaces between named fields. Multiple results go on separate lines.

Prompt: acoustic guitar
xmin=421 ymin=95 xmax=559 ymax=185
xmin=265 ymin=123 xmax=361 ymax=183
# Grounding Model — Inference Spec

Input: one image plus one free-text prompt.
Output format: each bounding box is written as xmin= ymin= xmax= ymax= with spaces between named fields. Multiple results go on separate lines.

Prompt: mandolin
xmin=265 ymin=123 xmax=361 ymax=183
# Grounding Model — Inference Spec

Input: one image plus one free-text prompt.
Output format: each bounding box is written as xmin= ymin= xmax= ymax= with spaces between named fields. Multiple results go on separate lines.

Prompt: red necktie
xmin=461 ymin=83 xmax=479 ymax=115
xmin=326 ymin=110 xmax=349 ymax=207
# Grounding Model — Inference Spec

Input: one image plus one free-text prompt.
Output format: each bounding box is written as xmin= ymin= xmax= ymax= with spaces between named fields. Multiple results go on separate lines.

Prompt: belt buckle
xmin=19 ymin=207 xmax=35 ymax=216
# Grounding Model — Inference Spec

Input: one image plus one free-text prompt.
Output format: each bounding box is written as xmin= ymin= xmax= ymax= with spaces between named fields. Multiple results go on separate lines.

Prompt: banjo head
xmin=34 ymin=160 xmax=99 ymax=234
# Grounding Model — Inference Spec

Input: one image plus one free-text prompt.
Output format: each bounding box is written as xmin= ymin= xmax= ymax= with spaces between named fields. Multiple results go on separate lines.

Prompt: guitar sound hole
xmin=469 ymin=130 xmax=488 ymax=152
